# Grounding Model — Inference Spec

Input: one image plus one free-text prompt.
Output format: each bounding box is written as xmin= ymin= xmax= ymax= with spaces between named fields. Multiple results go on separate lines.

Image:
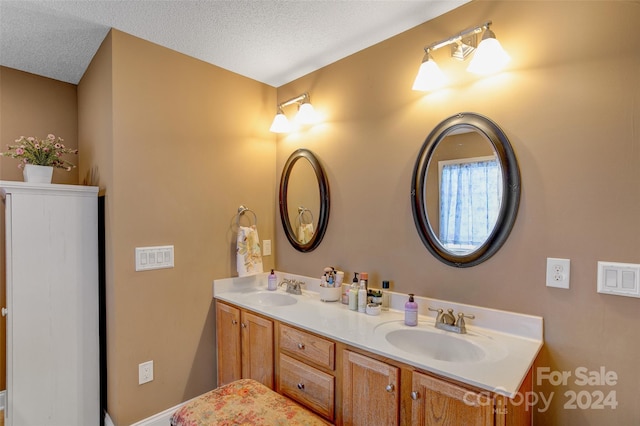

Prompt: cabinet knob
xmin=385 ymin=384 xmax=394 ymax=393
xmin=231 ymin=319 xmax=238 ymax=325
xmin=241 ymin=323 xmax=247 ymax=328
xmin=1 ymin=308 xmax=6 ymax=317
xmin=410 ymin=391 xmax=420 ymax=400
xmin=297 ymin=383 xmax=305 ymax=390
xmin=297 ymin=343 xmax=305 ymax=350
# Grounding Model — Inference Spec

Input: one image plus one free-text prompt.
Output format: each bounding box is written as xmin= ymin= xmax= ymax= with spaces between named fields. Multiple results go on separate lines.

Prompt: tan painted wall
xmin=275 ymin=1 xmax=640 ymax=424
xmin=0 ymin=65 xmax=80 ymax=391
xmin=78 ymin=30 xmax=276 ymax=424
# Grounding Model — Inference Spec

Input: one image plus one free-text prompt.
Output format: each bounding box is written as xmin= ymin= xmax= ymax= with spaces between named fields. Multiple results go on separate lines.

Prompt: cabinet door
xmin=411 ymin=371 xmax=494 ymax=426
xmin=241 ymin=310 xmax=274 ymax=388
xmin=216 ymin=302 xmax=241 ymax=386
xmin=343 ymin=350 xmax=400 ymax=425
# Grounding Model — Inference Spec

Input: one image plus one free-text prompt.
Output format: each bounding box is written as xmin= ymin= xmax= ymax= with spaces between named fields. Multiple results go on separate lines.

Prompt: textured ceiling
xmin=0 ymin=0 xmax=468 ymax=87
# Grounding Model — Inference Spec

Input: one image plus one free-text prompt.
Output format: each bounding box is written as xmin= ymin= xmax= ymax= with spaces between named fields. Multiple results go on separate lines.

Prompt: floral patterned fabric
xmin=170 ymin=379 xmax=329 ymax=426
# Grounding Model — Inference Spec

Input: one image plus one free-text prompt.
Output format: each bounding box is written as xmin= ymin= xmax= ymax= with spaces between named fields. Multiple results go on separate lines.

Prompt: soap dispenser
xmin=268 ymin=269 xmax=277 ymax=291
xmin=404 ymin=294 xmax=418 ymax=326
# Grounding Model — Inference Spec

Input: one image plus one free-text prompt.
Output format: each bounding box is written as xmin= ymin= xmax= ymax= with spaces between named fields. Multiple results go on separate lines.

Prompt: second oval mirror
xmin=279 ymin=149 xmax=330 ymax=252
xmin=411 ymin=112 xmax=520 ymax=267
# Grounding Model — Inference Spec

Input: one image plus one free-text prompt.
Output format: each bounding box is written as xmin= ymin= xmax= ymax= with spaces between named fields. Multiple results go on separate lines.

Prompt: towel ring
xmin=297 ymin=206 xmax=314 ymax=226
xmin=236 ymin=205 xmax=257 ymax=227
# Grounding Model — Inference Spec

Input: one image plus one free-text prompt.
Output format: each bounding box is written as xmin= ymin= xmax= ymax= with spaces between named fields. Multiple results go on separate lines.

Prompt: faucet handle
xmin=455 ymin=312 xmax=475 ymax=329
xmin=428 ymin=307 xmax=444 ymax=323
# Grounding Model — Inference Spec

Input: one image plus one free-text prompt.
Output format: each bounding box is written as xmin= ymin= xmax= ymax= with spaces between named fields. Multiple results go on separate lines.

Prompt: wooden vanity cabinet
xmin=215 ymin=301 xmax=274 ymax=388
xmin=410 ymin=371 xmax=493 ymax=426
xmin=342 ymin=350 xmax=400 ymax=425
xmin=215 ymin=301 xmax=532 ymax=426
xmin=276 ymin=323 xmax=336 ymax=422
xmin=342 ymin=349 xmax=532 ymax=426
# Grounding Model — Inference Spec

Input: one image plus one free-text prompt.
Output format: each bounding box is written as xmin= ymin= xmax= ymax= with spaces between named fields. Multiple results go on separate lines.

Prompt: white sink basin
xmin=240 ymin=291 xmax=298 ymax=307
xmin=384 ymin=328 xmax=486 ymax=362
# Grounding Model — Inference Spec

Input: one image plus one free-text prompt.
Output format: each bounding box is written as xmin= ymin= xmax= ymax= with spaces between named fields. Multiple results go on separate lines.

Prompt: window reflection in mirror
xmin=426 ymin=130 xmax=502 ymax=255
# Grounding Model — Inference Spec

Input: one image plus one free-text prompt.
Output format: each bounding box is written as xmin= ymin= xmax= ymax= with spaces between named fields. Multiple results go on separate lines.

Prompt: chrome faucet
xmin=279 ymin=278 xmax=304 ymax=295
xmin=428 ymin=307 xmax=475 ymax=334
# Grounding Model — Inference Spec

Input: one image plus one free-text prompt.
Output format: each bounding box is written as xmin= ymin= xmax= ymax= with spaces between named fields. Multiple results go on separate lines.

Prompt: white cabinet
xmin=1 ymin=182 xmax=99 ymax=426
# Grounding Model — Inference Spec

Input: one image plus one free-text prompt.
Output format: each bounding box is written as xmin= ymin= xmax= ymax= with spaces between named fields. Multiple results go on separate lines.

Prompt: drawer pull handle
xmin=410 ymin=391 xmax=420 ymax=400
xmin=297 ymin=383 xmax=305 ymax=390
xmin=297 ymin=343 xmax=305 ymax=350
xmin=385 ymin=384 xmax=394 ymax=392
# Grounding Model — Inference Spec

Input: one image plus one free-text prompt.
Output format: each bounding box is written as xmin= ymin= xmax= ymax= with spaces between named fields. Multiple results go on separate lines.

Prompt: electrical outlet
xmin=546 ymin=258 xmax=570 ymax=289
xmin=139 ymin=360 xmax=153 ymax=385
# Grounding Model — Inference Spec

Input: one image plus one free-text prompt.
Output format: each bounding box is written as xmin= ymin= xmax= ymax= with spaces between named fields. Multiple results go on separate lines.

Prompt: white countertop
xmin=213 ymin=272 xmax=543 ymax=397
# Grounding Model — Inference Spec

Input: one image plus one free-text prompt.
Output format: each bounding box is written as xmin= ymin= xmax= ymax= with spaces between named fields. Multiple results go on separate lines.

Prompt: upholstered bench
xmin=170 ymin=378 xmax=329 ymax=425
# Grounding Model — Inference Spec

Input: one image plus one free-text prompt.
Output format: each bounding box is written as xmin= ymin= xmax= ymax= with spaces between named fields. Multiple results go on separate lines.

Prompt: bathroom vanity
xmin=213 ymin=274 xmax=542 ymax=425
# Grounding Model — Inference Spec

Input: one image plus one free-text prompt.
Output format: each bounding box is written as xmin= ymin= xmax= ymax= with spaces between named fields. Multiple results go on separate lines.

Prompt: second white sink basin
xmin=240 ymin=291 xmax=298 ymax=307
xmin=385 ymin=328 xmax=486 ymax=362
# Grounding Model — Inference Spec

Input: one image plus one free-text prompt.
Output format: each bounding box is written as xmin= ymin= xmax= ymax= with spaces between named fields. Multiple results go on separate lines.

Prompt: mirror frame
xmin=279 ymin=148 xmax=330 ymax=252
xmin=411 ymin=112 xmax=521 ymax=267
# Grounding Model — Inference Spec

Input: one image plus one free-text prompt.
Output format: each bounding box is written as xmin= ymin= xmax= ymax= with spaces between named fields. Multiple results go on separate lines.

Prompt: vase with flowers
xmin=1 ymin=134 xmax=78 ymax=183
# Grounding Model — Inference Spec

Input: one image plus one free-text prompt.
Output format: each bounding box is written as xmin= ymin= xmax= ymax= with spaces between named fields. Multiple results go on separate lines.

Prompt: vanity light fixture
xmin=412 ymin=21 xmax=510 ymax=91
xmin=269 ymin=92 xmax=318 ymax=133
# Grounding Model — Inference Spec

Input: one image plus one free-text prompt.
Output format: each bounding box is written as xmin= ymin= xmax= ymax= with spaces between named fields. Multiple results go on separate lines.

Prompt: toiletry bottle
xmin=360 ymin=272 xmax=369 ymax=292
xmin=404 ymin=293 xmax=418 ymax=326
xmin=268 ymin=269 xmax=277 ymax=291
xmin=358 ymin=281 xmax=367 ymax=313
xmin=381 ymin=280 xmax=390 ymax=311
xmin=348 ymin=273 xmax=359 ymax=311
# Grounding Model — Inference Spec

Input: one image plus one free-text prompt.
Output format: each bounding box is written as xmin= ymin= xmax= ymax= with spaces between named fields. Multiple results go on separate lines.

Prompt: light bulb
xmin=467 ymin=33 xmax=510 ymax=75
xmin=295 ymin=102 xmax=317 ymax=125
xmin=412 ymin=56 xmax=447 ymax=91
xmin=269 ymin=112 xmax=291 ymax=133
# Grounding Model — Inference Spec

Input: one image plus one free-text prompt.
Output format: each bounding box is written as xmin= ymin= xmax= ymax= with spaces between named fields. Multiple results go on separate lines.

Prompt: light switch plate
xmin=135 ymin=245 xmax=174 ymax=271
xmin=263 ymin=239 xmax=272 ymax=256
xmin=597 ymin=261 xmax=640 ymax=298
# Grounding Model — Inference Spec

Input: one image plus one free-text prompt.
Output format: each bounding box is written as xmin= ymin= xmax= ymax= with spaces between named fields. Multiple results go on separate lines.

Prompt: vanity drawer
xmin=279 ymin=353 xmax=335 ymax=421
xmin=280 ymin=324 xmax=335 ymax=370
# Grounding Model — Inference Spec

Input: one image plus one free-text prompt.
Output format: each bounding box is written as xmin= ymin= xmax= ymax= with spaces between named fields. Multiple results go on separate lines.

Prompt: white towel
xmin=298 ymin=223 xmax=314 ymax=244
xmin=236 ymin=225 xmax=263 ymax=277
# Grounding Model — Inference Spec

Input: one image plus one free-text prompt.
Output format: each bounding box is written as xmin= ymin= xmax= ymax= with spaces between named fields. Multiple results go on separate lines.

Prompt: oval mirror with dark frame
xmin=279 ymin=148 xmax=330 ymax=252
xmin=411 ymin=112 xmax=520 ymax=267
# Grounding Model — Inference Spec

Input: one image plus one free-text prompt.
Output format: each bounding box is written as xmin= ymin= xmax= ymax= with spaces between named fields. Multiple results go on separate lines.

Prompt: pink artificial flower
xmin=47 ymin=134 xmax=55 ymax=140
xmin=15 ymin=147 xmax=24 ymax=155
xmin=26 ymin=137 xmax=34 ymax=142
xmin=54 ymin=143 xmax=61 ymax=149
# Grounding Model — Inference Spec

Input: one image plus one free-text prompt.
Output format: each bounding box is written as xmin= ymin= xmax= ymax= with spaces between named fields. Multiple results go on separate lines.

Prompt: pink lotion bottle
xmin=404 ymin=294 xmax=418 ymax=326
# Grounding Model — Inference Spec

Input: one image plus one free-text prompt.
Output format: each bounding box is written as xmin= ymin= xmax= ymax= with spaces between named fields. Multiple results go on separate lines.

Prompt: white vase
xmin=23 ymin=164 xmax=53 ymax=183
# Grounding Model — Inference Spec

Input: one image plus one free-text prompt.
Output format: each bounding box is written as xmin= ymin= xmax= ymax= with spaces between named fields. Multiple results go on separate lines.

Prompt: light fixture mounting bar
xmin=423 ymin=20 xmax=491 ymax=54
xmin=277 ymin=92 xmax=310 ymax=109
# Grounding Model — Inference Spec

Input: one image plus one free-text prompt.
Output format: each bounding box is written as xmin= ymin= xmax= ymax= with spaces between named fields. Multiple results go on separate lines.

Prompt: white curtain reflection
xmin=439 ymin=157 xmax=502 ymax=251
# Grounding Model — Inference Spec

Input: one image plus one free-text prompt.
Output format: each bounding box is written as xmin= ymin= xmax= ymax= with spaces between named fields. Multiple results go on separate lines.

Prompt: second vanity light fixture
xmin=269 ymin=92 xmax=317 ymax=133
xmin=412 ymin=21 xmax=510 ymax=92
